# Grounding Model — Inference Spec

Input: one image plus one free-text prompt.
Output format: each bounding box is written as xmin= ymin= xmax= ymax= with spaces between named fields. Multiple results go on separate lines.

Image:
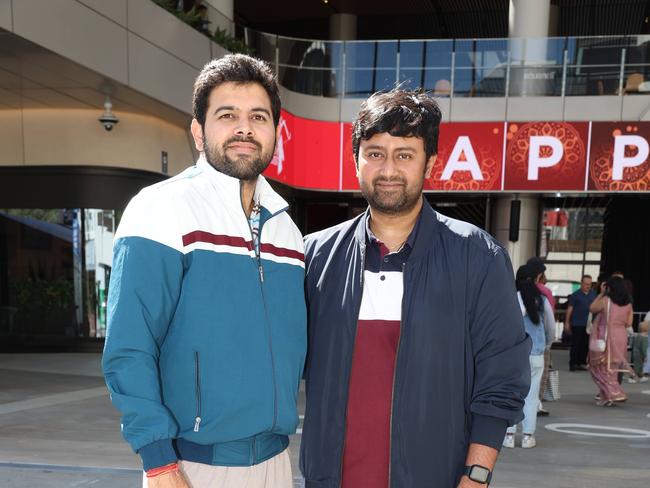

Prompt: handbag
xmin=586 ymin=312 xmax=593 ymax=335
xmin=589 ymin=299 xmax=609 ymax=353
xmin=542 ymin=369 xmax=561 ymax=401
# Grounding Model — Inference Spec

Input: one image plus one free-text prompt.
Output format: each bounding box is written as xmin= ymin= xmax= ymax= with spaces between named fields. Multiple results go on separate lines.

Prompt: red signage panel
xmin=588 ymin=122 xmax=650 ymax=191
xmin=428 ymin=122 xmax=504 ymax=191
xmin=503 ymin=121 xmax=589 ymax=191
xmin=265 ymin=110 xmax=650 ymax=193
xmin=340 ymin=122 xmax=359 ymax=191
xmin=265 ymin=110 xmax=340 ymax=190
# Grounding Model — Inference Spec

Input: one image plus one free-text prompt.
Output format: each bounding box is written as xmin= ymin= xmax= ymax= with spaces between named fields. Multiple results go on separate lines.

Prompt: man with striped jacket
xmin=103 ymin=54 xmax=306 ymax=488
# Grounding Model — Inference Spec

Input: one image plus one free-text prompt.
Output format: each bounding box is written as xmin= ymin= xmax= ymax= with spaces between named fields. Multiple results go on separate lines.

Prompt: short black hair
xmin=192 ymin=54 xmax=281 ymax=128
xmin=352 ymin=88 xmax=442 ymax=166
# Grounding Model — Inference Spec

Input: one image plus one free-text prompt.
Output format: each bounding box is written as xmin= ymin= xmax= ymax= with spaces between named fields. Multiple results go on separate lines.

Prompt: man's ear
xmin=275 ymin=122 xmax=282 ymax=144
xmin=190 ymin=119 xmax=204 ymax=152
xmin=425 ymin=154 xmax=436 ymax=179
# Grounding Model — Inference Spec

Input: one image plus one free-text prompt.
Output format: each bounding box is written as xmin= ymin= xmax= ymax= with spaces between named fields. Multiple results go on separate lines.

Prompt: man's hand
xmin=147 ymin=469 xmax=191 ymax=488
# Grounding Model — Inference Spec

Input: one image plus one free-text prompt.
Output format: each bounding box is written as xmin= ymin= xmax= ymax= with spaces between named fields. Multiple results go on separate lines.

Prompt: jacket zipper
xmin=250 ymin=435 xmax=257 ymax=465
xmin=387 ymin=262 xmax=407 ymax=487
xmin=240 ymin=183 xmax=280 ymax=454
xmin=338 ymin=245 xmax=366 ymax=488
xmin=193 ymin=351 xmax=202 ymax=432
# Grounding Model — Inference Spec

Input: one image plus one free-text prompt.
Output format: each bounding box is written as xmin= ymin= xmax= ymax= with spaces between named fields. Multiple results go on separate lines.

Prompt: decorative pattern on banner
xmin=588 ymin=123 xmax=650 ymax=191
xmin=428 ymin=122 xmax=503 ymax=191
xmin=264 ymin=110 xmax=650 ymax=192
xmin=504 ymin=122 xmax=588 ymax=191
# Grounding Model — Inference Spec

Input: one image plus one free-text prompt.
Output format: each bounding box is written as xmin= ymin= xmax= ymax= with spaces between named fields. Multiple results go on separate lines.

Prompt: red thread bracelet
xmin=146 ymin=462 xmax=179 ymax=478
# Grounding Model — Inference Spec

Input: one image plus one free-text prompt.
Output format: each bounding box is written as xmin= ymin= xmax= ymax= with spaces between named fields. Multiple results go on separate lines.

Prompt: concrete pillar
xmin=491 ymin=195 xmax=540 ymax=273
xmin=329 ymin=13 xmax=357 ymax=41
xmin=508 ymin=0 xmax=553 ymax=96
xmin=508 ymin=0 xmax=551 ymax=39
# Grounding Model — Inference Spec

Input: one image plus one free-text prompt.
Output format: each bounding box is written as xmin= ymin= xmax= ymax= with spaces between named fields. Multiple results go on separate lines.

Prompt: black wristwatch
xmin=463 ymin=464 xmax=492 ymax=485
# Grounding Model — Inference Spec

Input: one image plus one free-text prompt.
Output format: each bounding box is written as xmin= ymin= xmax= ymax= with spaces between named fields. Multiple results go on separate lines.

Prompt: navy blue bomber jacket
xmin=299 ymin=199 xmax=531 ymax=488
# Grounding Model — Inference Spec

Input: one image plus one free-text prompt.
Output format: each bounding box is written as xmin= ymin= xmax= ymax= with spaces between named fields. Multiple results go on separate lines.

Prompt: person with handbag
xmin=588 ymin=275 xmax=634 ymax=406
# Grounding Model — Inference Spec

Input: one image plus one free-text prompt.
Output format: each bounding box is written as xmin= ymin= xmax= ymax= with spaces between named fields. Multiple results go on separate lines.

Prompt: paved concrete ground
xmin=0 ymin=349 xmax=648 ymax=487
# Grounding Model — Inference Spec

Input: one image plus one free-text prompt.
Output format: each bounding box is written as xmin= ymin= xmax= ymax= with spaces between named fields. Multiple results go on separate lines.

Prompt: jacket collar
xmin=196 ymin=155 xmax=289 ymax=216
xmin=354 ymin=197 xmax=440 ymax=262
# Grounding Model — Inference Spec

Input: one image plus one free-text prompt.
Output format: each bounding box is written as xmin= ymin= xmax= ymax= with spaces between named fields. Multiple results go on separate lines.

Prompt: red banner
xmin=428 ymin=122 xmax=504 ymax=191
xmin=264 ymin=110 xmax=650 ymax=192
xmin=504 ymin=122 xmax=589 ymax=191
xmin=588 ymin=122 xmax=650 ymax=191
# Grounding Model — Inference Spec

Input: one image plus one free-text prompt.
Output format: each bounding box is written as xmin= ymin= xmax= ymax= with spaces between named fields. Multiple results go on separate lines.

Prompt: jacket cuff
xmin=470 ymin=414 xmax=509 ymax=451
xmin=138 ymin=439 xmax=177 ymax=471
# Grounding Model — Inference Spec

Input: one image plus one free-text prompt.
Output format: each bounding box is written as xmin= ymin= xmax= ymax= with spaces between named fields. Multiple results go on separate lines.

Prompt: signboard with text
xmin=264 ymin=110 xmax=650 ymax=192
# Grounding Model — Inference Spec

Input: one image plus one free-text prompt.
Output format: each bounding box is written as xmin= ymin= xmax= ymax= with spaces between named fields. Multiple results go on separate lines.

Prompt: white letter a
xmin=441 ymin=136 xmax=484 ymax=180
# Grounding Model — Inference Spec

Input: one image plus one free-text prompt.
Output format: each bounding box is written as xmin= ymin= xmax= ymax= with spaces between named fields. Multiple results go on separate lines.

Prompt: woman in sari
xmin=588 ymin=275 xmax=633 ymax=406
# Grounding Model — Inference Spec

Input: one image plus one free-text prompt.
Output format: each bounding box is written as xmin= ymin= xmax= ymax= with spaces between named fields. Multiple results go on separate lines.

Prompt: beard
xmin=360 ymin=175 xmax=423 ymax=215
xmin=203 ymin=135 xmax=275 ymax=181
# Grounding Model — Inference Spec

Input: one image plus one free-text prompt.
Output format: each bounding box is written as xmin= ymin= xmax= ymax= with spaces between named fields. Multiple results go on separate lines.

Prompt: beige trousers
xmin=143 ymin=449 xmax=292 ymax=488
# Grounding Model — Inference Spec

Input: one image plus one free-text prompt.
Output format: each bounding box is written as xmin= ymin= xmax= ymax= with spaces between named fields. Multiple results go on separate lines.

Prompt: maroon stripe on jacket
xmin=181 ymin=231 xmax=303 ymax=261
xmin=182 ymin=231 xmax=252 ymax=250
xmin=260 ymin=243 xmax=304 ymax=261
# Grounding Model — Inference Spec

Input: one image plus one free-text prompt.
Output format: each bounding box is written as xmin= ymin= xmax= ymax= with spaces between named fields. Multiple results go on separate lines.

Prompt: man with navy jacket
xmin=300 ymin=88 xmax=531 ymax=488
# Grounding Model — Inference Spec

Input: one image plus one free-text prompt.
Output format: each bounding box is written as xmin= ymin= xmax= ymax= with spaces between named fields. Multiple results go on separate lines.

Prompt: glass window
xmin=0 ymin=208 xmax=119 ymax=342
xmin=453 ymin=39 xmax=508 ymax=97
xmin=277 ymin=38 xmax=342 ymax=97
xmin=345 ymin=41 xmax=397 ymax=97
xmin=540 ymin=202 xmax=606 ymax=307
xmin=398 ymin=41 xmax=453 ymax=95
xmin=565 ymin=36 xmax=633 ymax=96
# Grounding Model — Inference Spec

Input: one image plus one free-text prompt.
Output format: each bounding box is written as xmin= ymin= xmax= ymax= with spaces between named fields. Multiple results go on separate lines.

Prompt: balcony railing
xmin=242 ymin=32 xmax=650 ymax=99
xmin=154 ymin=2 xmax=650 ymax=101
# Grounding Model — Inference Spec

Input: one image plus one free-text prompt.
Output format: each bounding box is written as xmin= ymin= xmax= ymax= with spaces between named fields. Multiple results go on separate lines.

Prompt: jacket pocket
xmin=193 ymin=351 xmax=202 ymax=432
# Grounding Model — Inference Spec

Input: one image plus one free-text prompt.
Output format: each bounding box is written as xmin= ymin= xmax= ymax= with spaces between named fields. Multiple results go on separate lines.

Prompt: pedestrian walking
xmin=588 ymin=276 xmax=634 ymax=406
xmin=503 ymin=264 xmax=555 ymax=449
xmin=527 ymin=257 xmax=555 ymax=417
xmin=565 ymin=275 xmax=597 ymax=371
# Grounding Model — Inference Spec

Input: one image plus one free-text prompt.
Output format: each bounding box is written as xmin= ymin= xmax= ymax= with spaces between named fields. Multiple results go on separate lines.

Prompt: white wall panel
xmin=12 ymin=0 xmax=128 ymax=84
xmin=77 ymin=0 xmax=127 ymax=26
xmin=507 ymin=97 xmax=563 ymax=121
xmin=0 ymin=0 xmax=12 ymax=31
xmin=450 ymin=98 xmax=507 ymax=121
xmin=128 ymin=0 xmax=211 ymax=70
xmin=563 ymin=96 xmax=620 ymax=121
xmin=128 ymin=33 xmax=198 ymax=114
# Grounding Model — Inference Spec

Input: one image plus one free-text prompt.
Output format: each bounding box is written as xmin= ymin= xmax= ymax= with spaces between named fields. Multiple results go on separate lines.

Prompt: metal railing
xmin=239 ymin=30 xmax=650 ymax=100
xmin=158 ymin=3 xmax=650 ymax=101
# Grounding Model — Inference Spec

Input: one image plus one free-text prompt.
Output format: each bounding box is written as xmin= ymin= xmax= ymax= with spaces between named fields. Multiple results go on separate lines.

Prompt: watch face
xmin=469 ymin=465 xmax=490 ymax=483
